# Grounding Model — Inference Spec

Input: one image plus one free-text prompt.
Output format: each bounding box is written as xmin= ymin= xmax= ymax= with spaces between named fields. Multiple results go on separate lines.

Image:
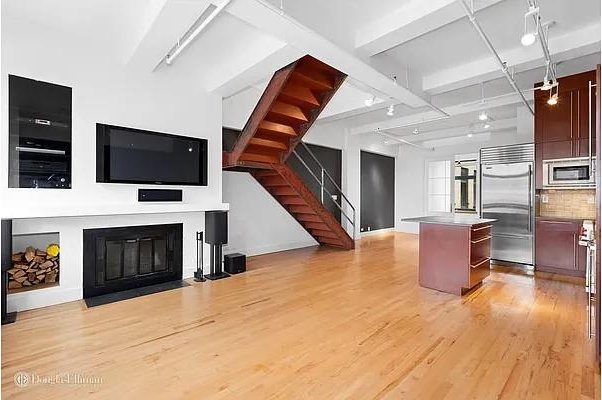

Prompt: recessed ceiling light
xmin=467 ymin=133 xmax=473 ymax=138
xmin=478 ymin=111 xmax=488 ymax=121
xmin=386 ymin=105 xmax=395 ymax=117
xmin=483 ymin=123 xmax=490 ymax=129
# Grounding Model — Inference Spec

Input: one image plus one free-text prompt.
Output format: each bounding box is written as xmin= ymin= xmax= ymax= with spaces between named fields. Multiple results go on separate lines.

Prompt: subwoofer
xmin=224 ymin=253 xmax=246 ymax=274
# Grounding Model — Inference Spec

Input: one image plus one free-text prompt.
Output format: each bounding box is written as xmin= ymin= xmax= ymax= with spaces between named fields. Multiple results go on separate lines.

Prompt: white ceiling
xmin=3 ymin=0 xmax=600 ymax=149
xmin=381 ymin=0 xmax=601 ymax=76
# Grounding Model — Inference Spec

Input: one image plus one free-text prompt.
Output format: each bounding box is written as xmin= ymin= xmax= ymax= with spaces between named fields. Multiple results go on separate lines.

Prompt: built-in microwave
xmin=542 ymin=157 xmax=595 ymax=188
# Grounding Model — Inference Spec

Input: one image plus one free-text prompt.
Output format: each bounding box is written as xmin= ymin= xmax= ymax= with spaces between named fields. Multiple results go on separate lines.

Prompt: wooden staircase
xmin=223 ymin=55 xmax=354 ymax=250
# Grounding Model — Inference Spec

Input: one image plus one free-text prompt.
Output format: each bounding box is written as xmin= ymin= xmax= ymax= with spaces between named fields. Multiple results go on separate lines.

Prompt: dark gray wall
xmin=360 ymin=151 xmax=395 ymax=232
xmin=288 ymin=143 xmax=342 ymax=222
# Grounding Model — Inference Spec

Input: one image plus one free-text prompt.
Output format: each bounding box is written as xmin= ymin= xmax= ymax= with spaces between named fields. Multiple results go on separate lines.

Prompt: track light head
xmin=521 ymin=32 xmax=536 ymax=46
xmin=364 ymin=96 xmax=375 ymax=107
xmin=483 ymin=123 xmax=491 ymax=129
xmin=521 ymin=6 xmax=539 ymax=47
xmin=478 ymin=111 xmax=488 ymax=121
xmin=412 ymin=128 xmax=419 ymax=135
xmin=386 ymin=105 xmax=395 ymax=117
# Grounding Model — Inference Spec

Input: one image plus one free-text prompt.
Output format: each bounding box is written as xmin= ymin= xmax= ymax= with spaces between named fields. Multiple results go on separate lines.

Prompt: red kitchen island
xmin=403 ymin=216 xmax=496 ymax=295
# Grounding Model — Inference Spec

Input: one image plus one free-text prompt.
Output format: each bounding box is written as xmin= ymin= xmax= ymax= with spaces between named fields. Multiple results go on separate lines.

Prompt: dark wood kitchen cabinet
xmin=535 ymin=218 xmax=586 ymax=277
xmin=534 ymin=70 xmax=597 ymax=189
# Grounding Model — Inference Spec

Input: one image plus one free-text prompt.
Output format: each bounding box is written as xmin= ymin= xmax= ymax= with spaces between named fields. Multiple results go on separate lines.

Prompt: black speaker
xmin=205 ymin=211 xmax=228 ymax=245
xmin=138 ymin=189 xmax=182 ymax=202
xmin=1 ymin=220 xmax=16 ymax=324
xmin=224 ymin=253 xmax=246 ymax=274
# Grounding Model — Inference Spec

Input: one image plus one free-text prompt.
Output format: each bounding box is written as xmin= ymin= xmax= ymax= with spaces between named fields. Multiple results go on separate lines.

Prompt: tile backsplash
xmin=538 ymin=189 xmax=596 ymax=219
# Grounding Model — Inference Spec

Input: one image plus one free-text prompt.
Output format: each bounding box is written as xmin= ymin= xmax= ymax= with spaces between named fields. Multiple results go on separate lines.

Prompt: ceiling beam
xmin=225 ymin=0 xmax=444 ymax=111
xmin=209 ymin=44 xmax=304 ymax=97
xmin=350 ymin=91 xmax=531 ymax=134
xmin=355 ymin=0 xmax=506 ymax=57
xmin=423 ymin=22 xmax=601 ymax=94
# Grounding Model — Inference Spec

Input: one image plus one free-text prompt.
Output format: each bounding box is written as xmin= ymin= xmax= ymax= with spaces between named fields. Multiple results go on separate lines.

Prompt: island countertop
xmin=401 ymin=215 xmax=496 ymax=226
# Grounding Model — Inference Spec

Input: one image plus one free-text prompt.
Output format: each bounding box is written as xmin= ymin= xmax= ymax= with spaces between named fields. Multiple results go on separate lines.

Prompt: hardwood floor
xmin=1 ymin=233 xmax=599 ymax=399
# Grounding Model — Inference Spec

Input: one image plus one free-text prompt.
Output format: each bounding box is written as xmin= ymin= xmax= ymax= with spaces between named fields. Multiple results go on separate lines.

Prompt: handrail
xmin=291 ymin=150 xmax=355 ymax=226
xmin=291 ymin=143 xmax=356 ymax=240
xmin=298 ymin=142 xmax=355 ymax=211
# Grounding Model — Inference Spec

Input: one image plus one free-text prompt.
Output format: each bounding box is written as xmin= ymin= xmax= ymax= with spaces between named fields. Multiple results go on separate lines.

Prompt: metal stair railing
xmin=291 ymin=142 xmax=356 ymax=240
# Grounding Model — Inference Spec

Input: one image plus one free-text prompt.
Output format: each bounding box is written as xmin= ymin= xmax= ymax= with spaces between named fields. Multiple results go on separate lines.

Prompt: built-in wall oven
xmin=542 ymin=157 xmax=595 ymax=188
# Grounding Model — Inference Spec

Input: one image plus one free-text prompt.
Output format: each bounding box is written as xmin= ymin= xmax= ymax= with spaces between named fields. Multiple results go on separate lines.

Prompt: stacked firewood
xmin=8 ymin=247 xmax=59 ymax=290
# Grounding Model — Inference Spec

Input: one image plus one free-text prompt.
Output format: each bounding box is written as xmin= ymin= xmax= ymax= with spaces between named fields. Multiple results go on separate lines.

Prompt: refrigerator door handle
xmin=528 ymin=164 xmax=533 ymax=233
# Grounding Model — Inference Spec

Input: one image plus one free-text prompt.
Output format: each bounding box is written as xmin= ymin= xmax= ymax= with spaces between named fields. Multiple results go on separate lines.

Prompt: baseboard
xmin=7 ymin=286 xmax=81 ymax=313
xmin=224 ymin=239 xmax=318 ymax=257
xmin=360 ymin=227 xmax=395 ymax=237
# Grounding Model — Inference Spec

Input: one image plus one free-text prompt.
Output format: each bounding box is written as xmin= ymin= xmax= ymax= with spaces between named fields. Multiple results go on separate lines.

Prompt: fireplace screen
xmin=83 ymin=224 xmax=182 ymax=298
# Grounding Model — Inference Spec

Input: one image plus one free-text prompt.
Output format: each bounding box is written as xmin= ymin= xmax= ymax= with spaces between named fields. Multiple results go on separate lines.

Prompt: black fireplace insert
xmin=83 ymin=224 xmax=183 ymax=298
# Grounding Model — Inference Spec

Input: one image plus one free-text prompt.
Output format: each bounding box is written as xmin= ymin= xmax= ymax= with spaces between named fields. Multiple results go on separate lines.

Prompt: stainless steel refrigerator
xmin=480 ymin=143 xmax=535 ymax=266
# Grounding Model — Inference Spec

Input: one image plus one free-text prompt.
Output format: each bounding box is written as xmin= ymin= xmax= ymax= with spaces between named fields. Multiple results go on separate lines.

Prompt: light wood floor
xmin=1 ymin=233 xmax=600 ymax=399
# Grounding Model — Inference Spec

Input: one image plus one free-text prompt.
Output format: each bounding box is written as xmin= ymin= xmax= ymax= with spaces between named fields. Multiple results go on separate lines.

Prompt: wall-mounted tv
xmin=96 ymin=123 xmax=207 ymax=186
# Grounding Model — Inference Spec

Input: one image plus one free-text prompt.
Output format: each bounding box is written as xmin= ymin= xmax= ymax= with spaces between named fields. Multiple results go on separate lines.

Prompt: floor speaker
xmin=204 ymin=211 xmax=229 ymax=280
xmin=205 ymin=211 xmax=228 ymax=245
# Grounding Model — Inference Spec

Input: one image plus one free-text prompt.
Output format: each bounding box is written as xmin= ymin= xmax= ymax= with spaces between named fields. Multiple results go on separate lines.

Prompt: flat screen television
xmin=96 ymin=123 xmax=207 ymax=186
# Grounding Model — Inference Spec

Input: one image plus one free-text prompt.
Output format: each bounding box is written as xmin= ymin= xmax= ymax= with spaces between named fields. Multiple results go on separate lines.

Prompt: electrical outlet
xmin=541 ymin=194 xmax=549 ymax=203
xmin=588 ymin=196 xmax=595 ymax=204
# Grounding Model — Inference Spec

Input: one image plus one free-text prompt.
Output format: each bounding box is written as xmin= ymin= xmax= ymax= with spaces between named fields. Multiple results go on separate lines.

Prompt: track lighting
xmin=364 ymin=96 xmax=376 ymax=107
xmin=165 ymin=0 xmax=231 ymax=65
xmin=521 ymin=6 xmax=539 ymax=47
xmin=386 ymin=105 xmax=395 ymax=117
xmin=478 ymin=111 xmax=488 ymax=121
xmin=541 ymin=80 xmax=553 ymax=91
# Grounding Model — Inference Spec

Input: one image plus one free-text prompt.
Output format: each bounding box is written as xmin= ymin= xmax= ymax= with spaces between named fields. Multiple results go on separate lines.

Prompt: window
xmin=454 ymin=160 xmax=477 ymax=213
xmin=427 ymin=160 xmax=451 ymax=213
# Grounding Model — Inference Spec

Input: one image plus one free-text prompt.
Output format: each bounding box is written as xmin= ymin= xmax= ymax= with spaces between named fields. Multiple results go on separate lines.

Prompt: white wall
xmin=1 ymin=12 xmax=224 ymax=310
xmin=222 ymin=172 xmax=317 ymax=256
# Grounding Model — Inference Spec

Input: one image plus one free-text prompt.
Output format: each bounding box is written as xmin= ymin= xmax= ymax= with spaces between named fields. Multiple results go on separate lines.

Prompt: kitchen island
xmin=403 ymin=215 xmax=496 ymax=295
